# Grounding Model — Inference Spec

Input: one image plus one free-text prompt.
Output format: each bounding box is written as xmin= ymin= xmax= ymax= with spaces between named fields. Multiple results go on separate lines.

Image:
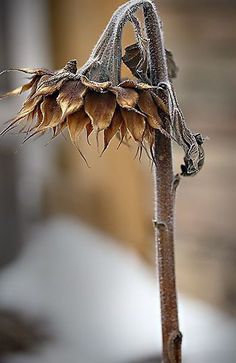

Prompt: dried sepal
xmin=80 ymin=75 xmax=111 ymax=91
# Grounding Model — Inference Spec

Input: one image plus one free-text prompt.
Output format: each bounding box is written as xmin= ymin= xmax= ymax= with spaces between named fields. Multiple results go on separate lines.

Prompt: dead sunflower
xmin=0 ymin=0 xmax=204 ymax=175
xmin=0 ymin=59 xmax=168 ymax=156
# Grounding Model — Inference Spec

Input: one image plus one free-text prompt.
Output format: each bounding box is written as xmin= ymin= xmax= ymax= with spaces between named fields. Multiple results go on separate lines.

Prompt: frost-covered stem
xmin=143 ymin=2 xmax=182 ymax=363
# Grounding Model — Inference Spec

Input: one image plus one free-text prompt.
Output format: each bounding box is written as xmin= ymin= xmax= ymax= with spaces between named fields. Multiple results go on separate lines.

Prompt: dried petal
xmin=80 ymin=75 xmax=111 ymax=91
xmin=103 ymin=108 xmax=123 ymax=150
xmin=39 ymin=97 xmax=62 ymax=130
xmin=110 ymin=86 xmax=139 ymax=109
xmin=84 ymin=91 xmax=116 ymax=130
xmin=120 ymin=108 xmax=145 ymax=142
xmin=8 ymin=67 xmax=53 ymax=76
xmin=15 ymin=96 xmax=42 ymax=122
xmin=138 ymin=91 xmax=162 ymax=129
xmin=0 ymin=77 xmax=37 ymax=98
xmin=67 ymin=108 xmax=90 ymax=145
xmin=57 ymin=80 xmax=87 ymax=117
xmin=86 ymin=122 xmax=93 ymax=144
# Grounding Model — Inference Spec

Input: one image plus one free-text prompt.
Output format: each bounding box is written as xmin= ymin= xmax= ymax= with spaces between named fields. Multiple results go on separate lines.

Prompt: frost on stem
xmin=0 ymin=0 xmax=204 ymax=176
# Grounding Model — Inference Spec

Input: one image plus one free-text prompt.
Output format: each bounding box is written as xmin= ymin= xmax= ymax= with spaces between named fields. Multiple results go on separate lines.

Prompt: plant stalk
xmin=143 ymin=2 xmax=182 ymax=362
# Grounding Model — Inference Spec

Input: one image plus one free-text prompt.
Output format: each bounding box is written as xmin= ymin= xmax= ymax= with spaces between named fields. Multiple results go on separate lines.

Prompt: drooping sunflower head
xmin=0 ymin=0 xmax=205 ymax=175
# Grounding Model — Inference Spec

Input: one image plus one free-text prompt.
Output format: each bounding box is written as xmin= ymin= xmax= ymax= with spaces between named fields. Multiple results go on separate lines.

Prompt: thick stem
xmin=143 ymin=2 xmax=182 ymax=362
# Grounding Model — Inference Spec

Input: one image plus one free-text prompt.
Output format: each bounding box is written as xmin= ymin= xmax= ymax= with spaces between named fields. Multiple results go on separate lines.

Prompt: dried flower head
xmin=0 ymin=0 xmax=205 ymax=175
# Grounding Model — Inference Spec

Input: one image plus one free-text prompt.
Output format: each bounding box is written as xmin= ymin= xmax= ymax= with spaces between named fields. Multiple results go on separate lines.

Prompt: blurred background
xmin=0 ymin=0 xmax=235 ymax=362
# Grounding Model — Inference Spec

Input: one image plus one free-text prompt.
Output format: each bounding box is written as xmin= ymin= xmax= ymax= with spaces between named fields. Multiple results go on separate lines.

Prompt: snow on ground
xmin=0 ymin=217 xmax=235 ymax=363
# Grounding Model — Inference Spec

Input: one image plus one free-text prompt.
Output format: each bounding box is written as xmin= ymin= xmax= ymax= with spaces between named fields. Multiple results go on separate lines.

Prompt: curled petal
xmin=40 ymin=96 xmax=62 ymax=130
xmin=103 ymin=108 xmax=123 ymax=151
xmin=12 ymin=96 xmax=42 ymax=124
xmin=13 ymin=67 xmax=53 ymax=75
xmin=84 ymin=91 xmax=116 ymax=130
xmin=138 ymin=90 xmax=162 ymax=129
xmin=119 ymin=80 xmax=153 ymax=90
xmin=110 ymin=86 xmax=139 ymax=109
xmin=80 ymin=75 xmax=111 ymax=91
xmin=57 ymin=80 xmax=86 ymax=118
xmin=120 ymin=108 xmax=146 ymax=142
xmin=67 ymin=108 xmax=90 ymax=145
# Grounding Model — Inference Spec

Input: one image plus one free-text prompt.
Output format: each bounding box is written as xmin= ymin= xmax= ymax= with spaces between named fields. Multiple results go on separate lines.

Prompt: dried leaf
xmin=122 ymin=42 xmax=148 ymax=81
xmin=166 ymin=49 xmax=178 ymax=79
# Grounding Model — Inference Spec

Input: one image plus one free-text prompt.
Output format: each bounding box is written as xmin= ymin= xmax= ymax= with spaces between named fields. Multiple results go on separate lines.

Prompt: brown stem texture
xmin=143 ymin=2 xmax=182 ymax=362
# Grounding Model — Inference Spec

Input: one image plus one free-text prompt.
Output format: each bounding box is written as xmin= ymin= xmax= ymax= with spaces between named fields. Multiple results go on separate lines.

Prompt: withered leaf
xmin=122 ymin=42 xmax=149 ymax=81
xmin=122 ymin=42 xmax=178 ymax=81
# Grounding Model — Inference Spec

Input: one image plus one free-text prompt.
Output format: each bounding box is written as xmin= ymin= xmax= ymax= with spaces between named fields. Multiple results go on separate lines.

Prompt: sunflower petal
xmin=110 ymin=86 xmax=139 ymax=109
xmin=57 ymin=81 xmax=86 ymax=118
xmin=120 ymin=108 xmax=146 ymax=142
xmin=39 ymin=97 xmax=62 ymax=130
xmin=86 ymin=122 xmax=93 ymax=144
xmin=84 ymin=91 xmax=116 ymax=130
xmin=67 ymin=108 xmax=90 ymax=145
xmin=103 ymin=108 xmax=123 ymax=150
xmin=0 ymin=77 xmax=37 ymax=99
xmin=11 ymin=67 xmax=53 ymax=76
xmin=138 ymin=90 xmax=162 ymax=129
xmin=0 ymin=67 xmax=53 ymax=77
